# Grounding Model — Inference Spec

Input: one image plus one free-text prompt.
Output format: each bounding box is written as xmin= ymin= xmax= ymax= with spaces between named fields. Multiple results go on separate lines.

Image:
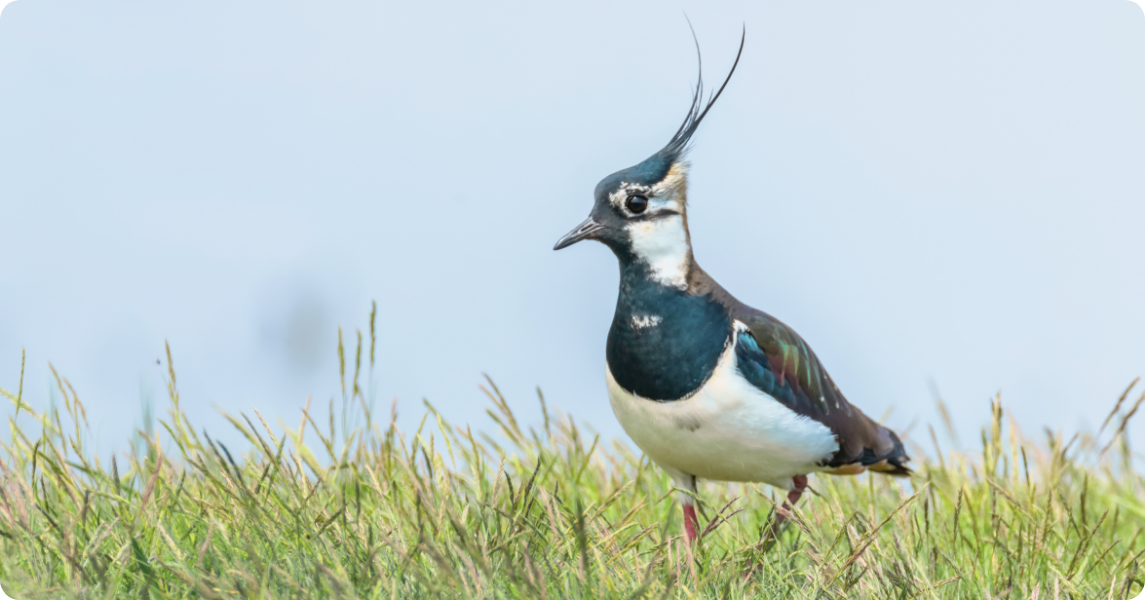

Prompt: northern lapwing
xmin=553 ymin=31 xmax=910 ymax=543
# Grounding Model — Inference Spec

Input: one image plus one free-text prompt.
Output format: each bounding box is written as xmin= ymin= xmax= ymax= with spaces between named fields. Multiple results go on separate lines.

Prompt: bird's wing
xmin=732 ymin=308 xmax=910 ymax=474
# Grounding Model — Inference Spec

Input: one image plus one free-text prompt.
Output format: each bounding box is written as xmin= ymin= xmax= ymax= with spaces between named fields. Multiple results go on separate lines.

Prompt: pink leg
xmin=749 ymin=475 xmax=811 ymax=575
xmin=787 ymin=474 xmax=808 ymax=506
xmin=683 ymin=504 xmax=699 ymax=542
xmin=771 ymin=474 xmax=808 ymax=534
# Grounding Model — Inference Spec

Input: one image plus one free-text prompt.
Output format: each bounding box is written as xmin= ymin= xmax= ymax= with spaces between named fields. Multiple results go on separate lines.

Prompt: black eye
xmin=625 ymin=194 xmax=649 ymax=214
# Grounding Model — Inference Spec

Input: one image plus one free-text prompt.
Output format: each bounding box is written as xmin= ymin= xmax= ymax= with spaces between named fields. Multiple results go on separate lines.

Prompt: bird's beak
xmin=553 ymin=217 xmax=603 ymax=250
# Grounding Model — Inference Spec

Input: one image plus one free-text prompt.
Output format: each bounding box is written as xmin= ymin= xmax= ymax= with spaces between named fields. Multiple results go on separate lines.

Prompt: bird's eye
xmin=625 ymin=194 xmax=649 ymax=214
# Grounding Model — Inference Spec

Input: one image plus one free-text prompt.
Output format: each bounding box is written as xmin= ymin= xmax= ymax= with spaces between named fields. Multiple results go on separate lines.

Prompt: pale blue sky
xmin=1 ymin=0 xmax=1143 ymax=458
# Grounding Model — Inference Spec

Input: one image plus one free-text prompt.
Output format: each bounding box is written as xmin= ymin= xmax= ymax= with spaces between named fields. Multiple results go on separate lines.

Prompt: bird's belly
xmin=605 ymin=344 xmax=838 ymax=488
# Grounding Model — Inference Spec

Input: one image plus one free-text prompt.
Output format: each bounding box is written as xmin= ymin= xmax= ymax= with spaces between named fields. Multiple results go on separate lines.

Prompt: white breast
xmin=606 ymin=330 xmax=839 ymax=489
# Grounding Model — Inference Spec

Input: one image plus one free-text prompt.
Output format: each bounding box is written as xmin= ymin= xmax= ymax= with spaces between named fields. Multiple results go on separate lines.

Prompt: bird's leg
xmin=769 ymin=474 xmax=808 ymax=536
xmin=675 ymin=474 xmax=700 ymax=543
xmin=745 ymin=475 xmax=810 ymax=580
xmin=682 ymin=503 xmax=699 ymax=543
xmin=787 ymin=474 xmax=808 ymax=507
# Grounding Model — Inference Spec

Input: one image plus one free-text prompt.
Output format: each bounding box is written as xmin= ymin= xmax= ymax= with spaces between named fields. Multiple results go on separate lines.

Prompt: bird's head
xmin=554 ymin=30 xmax=744 ymax=288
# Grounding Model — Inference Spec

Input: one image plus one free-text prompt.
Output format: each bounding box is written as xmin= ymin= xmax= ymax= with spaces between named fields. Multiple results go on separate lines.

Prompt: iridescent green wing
xmin=733 ymin=310 xmax=840 ymax=417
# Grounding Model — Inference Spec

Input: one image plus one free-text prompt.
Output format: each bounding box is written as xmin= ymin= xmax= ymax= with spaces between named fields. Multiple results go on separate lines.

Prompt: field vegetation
xmin=1 ymin=318 xmax=1143 ymax=599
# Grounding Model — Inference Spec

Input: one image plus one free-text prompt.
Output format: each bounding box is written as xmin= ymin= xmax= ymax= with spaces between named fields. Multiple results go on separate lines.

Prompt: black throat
xmin=605 ymin=260 xmax=732 ymax=401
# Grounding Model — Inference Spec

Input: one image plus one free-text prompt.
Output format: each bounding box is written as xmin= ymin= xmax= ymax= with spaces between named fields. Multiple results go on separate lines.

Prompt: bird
xmin=553 ymin=30 xmax=910 ymax=543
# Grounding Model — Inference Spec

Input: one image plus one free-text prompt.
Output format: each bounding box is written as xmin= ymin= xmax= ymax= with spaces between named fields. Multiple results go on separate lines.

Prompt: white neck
xmin=627 ymin=215 xmax=691 ymax=289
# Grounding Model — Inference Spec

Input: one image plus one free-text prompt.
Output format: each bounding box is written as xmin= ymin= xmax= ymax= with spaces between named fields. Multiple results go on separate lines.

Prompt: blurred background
xmin=1 ymin=0 xmax=1143 ymax=459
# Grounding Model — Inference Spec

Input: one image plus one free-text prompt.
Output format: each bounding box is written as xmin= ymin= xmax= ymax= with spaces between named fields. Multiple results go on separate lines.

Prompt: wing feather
xmin=733 ymin=309 xmax=910 ymax=474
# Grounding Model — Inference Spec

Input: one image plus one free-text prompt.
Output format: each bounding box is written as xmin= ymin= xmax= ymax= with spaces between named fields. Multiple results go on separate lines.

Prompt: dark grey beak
xmin=553 ymin=217 xmax=603 ymax=250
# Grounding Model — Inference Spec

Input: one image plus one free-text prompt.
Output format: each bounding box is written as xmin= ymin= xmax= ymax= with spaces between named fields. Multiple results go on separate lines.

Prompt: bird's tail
xmin=823 ymin=424 xmax=912 ymax=477
xmin=866 ymin=427 xmax=911 ymax=477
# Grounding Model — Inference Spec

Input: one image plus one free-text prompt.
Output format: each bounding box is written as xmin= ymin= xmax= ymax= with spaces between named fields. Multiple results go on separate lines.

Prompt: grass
xmin=1 ymin=318 xmax=1144 ymax=599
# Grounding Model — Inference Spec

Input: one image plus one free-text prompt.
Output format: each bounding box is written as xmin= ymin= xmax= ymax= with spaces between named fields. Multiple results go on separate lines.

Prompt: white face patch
xmin=608 ymin=162 xmax=689 ymax=216
xmin=605 ymin=162 xmax=693 ymax=288
xmin=627 ymin=215 xmax=690 ymax=289
xmin=631 ymin=314 xmax=662 ymax=329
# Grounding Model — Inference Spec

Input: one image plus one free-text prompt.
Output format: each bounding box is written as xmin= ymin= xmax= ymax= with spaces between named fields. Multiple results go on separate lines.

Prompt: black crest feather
xmin=659 ymin=23 xmax=746 ymax=161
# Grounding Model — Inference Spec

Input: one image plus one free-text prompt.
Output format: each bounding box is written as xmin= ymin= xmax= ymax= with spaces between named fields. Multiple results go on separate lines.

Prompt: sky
xmin=1 ymin=0 xmax=1144 ymax=462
